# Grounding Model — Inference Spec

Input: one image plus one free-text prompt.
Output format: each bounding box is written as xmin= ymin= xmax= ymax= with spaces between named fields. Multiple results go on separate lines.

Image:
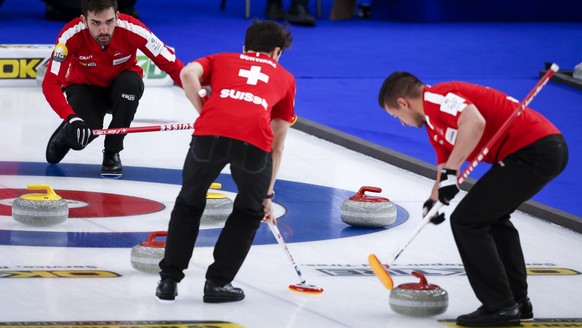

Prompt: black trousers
xmin=159 ymin=136 xmax=273 ymax=285
xmin=65 ymin=70 xmax=144 ymax=153
xmin=450 ymin=134 xmax=568 ymax=311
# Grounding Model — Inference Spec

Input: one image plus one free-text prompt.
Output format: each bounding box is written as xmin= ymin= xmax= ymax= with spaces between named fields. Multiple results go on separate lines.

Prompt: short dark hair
xmin=378 ymin=72 xmax=424 ymax=108
xmin=81 ymin=0 xmax=118 ymax=17
xmin=244 ymin=21 xmax=293 ymax=53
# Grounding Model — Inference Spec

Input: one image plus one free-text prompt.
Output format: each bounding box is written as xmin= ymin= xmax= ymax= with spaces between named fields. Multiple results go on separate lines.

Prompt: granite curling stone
xmin=130 ymin=231 xmax=167 ymax=273
xmin=12 ymin=184 xmax=68 ymax=226
xmin=340 ymin=186 xmax=396 ymax=228
xmin=389 ymin=271 xmax=449 ymax=317
xmin=202 ymin=182 xmax=233 ymax=225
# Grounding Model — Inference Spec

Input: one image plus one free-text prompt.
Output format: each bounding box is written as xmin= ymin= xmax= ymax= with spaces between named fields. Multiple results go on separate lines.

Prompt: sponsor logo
xmin=0 ymin=265 xmax=98 ymax=269
xmin=159 ymin=123 xmax=194 ymax=131
xmin=79 ymin=55 xmax=93 ymax=60
xmin=306 ymin=263 xmax=581 ymax=277
xmin=445 ymin=127 xmax=458 ymax=145
xmin=0 ymin=270 xmax=121 ymax=278
xmin=121 ymin=93 xmax=135 ymax=101
xmin=79 ymin=62 xmax=96 ymax=67
xmin=52 ymin=43 xmax=68 ymax=63
xmin=0 ymin=321 xmax=245 ymax=328
xmin=219 ymin=89 xmax=268 ymax=110
xmin=113 ymin=54 xmax=131 ymax=66
xmin=0 ymin=58 xmax=44 ymax=79
xmin=440 ymin=92 xmax=467 ymax=115
xmin=146 ymin=34 xmax=163 ymax=56
xmin=0 ymin=44 xmax=53 ymax=49
xmin=239 ymin=54 xmax=277 ymax=68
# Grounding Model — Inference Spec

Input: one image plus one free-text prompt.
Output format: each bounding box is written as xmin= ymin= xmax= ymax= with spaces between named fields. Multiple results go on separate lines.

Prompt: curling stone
xmin=340 ymin=186 xmax=396 ymax=228
xmin=389 ymin=271 xmax=448 ymax=317
xmin=12 ymin=184 xmax=68 ymax=226
xmin=201 ymin=182 xmax=233 ymax=225
xmin=130 ymin=231 xmax=167 ymax=273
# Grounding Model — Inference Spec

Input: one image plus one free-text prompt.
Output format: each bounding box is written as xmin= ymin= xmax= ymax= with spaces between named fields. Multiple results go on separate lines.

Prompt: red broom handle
xmin=92 ymin=123 xmax=194 ymax=136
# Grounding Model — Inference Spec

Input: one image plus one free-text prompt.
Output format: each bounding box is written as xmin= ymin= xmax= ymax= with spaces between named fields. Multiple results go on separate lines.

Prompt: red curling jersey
xmin=194 ymin=52 xmax=296 ymax=152
xmin=42 ymin=13 xmax=184 ymax=120
xmin=423 ymin=82 xmax=560 ymax=165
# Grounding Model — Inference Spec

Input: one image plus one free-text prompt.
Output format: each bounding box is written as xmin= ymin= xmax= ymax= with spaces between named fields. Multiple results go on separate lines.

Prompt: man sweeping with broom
xmin=376 ymin=71 xmax=568 ymax=326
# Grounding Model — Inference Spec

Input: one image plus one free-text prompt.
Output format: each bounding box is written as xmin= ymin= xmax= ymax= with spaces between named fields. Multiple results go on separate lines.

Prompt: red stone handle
xmin=349 ymin=186 xmax=388 ymax=202
xmin=141 ymin=231 xmax=167 ymax=248
xmin=412 ymin=271 xmax=430 ymax=288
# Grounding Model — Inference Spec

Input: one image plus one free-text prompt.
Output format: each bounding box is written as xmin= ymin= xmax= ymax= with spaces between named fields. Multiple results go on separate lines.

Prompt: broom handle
xmin=93 ymin=123 xmax=194 ymax=136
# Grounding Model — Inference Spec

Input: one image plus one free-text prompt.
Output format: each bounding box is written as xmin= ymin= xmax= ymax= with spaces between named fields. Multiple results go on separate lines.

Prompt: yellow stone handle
xmin=20 ymin=184 xmax=62 ymax=201
xmin=208 ymin=182 xmax=226 ymax=199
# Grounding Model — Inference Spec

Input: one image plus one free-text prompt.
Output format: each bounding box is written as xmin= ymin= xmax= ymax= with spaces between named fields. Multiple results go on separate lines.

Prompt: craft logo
xmin=0 ymin=321 xmax=246 ymax=328
xmin=0 ymin=58 xmax=44 ymax=79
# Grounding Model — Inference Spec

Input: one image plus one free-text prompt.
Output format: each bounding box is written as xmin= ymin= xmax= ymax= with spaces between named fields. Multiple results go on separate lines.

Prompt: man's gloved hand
xmin=65 ymin=115 xmax=92 ymax=150
xmin=438 ymin=168 xmax=459 ymax=205
xmin=423 ymin=199 xmax=445 ymax=225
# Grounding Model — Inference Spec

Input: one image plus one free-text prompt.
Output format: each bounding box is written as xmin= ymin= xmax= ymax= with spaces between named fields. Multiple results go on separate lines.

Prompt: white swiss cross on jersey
xmin=239 ymin=66 xmax=269 ymax=85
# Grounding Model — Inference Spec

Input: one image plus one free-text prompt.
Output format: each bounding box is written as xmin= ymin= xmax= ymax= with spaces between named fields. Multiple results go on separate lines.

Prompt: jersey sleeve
xmin=195 ymin=56 xmax=213 ymax=84
xmin=271 ymin=73 xmax=296 ymax=123
xmin=42 ymin=24 xmax=80 ymax=120
xmin=130 ymin=18 xmax=184 ymax=87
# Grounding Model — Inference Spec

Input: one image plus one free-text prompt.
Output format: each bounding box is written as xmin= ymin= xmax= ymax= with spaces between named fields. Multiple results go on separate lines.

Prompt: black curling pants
xmin=450 ymin=134 xmax=568 ymax=311
xmin=65 ymin=70 xmax=144 ymax=153
xmin=159 ymin=136 xmax=273 ymax=286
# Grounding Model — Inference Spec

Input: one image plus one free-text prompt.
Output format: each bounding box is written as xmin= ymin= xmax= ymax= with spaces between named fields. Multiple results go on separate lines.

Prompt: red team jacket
xmin=194 ymin=52 xmax=296 ymax=152
xmin=42 ymin=13 xmax=184 ymax=120
xmin=423 ymin=82 xmax=560 ymax=165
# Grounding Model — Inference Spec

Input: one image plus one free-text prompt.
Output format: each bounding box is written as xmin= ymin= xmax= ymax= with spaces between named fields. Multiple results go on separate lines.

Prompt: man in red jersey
xmin=378 ymin=72 xmax=568 ymax=327
xmin=155 ymin=21 xmax=296 ymax=304
xmin=42 ymin=0 xmax=184 ymax=178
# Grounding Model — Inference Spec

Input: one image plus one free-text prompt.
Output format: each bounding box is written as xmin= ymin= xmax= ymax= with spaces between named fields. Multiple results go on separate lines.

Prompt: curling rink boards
xmin=0 ymin=86 xmax=581 ymax=327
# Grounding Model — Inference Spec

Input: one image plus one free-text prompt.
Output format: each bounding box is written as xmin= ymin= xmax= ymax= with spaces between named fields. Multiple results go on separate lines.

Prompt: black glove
xmin=438 ymin=168 xmax=459 ymax=205
xmin=423 ymin=199 xmax=445 ymax=225
xmin=65 ymin=115 xmax=92 ymax=150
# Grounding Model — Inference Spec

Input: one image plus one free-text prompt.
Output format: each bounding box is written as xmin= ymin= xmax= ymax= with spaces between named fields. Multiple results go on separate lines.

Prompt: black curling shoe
xmin=456 ymin=303 xmax=520 ymax=327
xmin=155 ymin=279 xmax=177 ymax=302
xmin=101 ymin=150 xmax=123 ymax=178
xmin=203 ymin=280 xmax=245 ymax=303
xmin=518 ymin=297 xmax=533 ymax=321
